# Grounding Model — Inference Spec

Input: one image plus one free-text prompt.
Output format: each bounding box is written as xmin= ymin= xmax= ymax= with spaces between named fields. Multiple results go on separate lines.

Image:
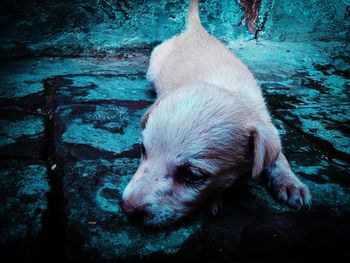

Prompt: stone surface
xmin=0 ymin=109 xmax=45 ymax=158
xmin=1 ymin=0 xmax=348 ymax=57
xmin=63 ymin=158 xmax=202 ymax=261
xmin=230 ymin=40 xmax=350 ymax=162
xmin=35 ymin=61 xmax=203 ymax=260
xmin=0 ymin=44 xmax=349 ymax=262
xmin=0 ymin=68 xmax=49 ymax=259
xmin=0 ymin=55 xmax=149 ymax=100
xmin=276 ymin=105 xmax=350 ymax=157
xmin=263 ymin=0 xmax=350 ymax=42
xmin=0 ymin=160 xmax=49 ymax=258
xmin=35 ymin=47 xmax=346 ymax=261
xmin=0 ymin=0 xmax=246 ymax=57
xmin=0 ymin=0 xmax=349 ymax=262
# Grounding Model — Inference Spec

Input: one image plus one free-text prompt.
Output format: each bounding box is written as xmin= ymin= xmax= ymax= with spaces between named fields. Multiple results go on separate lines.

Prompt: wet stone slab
xmin=272 ymin=118 xmax=350 ymax=201
xmin=0 ymin=160 xmax=49 ymax=257
xmin=0 ymin=40 xmax=348 ymax=260
xmin=50 ymin=69 xmax=350 ymax=261
xmin=50 ymin=66 xmax=205 ymax=260
xmin=63 ymin=158 xmax=202 ymax=261
xmin=0 ymin=0 xmax=349 ymax=260
xmin=55 ymin=74 xmax=154 ymax=104
xmin=0 ymin=108 xmax=45 ymax=159
xmin=32 ymin=46 xmax=349 ymax=260
xmin=1 ymin=0 xmax=348 ymax=57
xmin=59 ymin=155 xmax=350 ymax=261
xmin=232 ymin=41 xmax=350 ymax=164
xmin=275 ymin=104 xmax=350 ymax=158
xmin=61 ymin=147 xmax=349 ymax=261
xmin=232 ymin=41 xmax=349 ymax=106
xmin=189 ymin=118 xmax=350 ymax=261
xmin=55 ymin=101 xmax=150 ymax=158
xmin=0 ymin=54 xmax=149 ymax=100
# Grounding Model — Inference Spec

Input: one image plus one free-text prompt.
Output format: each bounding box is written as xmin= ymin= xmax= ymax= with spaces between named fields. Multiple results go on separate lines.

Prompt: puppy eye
xmin=141 ymin=143 xmax=146 ymax=156
xmin=177 ymin=165 xmax=205 ymax=184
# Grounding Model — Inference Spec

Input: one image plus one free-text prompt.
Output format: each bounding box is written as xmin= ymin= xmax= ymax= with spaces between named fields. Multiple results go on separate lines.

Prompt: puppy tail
xmin=187 ymin=0 xmax=204 ymax=31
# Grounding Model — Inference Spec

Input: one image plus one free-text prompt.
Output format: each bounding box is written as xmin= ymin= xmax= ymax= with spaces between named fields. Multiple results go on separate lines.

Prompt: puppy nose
xmin=121 ymin=200 xmax=146 ymax=220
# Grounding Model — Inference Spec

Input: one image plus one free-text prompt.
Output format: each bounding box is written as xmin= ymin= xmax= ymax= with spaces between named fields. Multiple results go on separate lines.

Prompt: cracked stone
xmin=55 ymin=74 xmax=154 ymax=104
xmin=63 ymin=158 xmax=202 ymax=261
xmin=0 ymin=109 xmax=45 ymax=158
xmin=55 ymin=102 xmax=149 ymax=158
xmin=262 ymin=0 xmax=350 ymax=42
xmin=43 ymin=53 xmax=349 ymax=261
xmin=0 ymin=160 xmax=49 ymax=257
xmin=0 ymin=0 xmax=349 ymax=261
xmin=272 ymin=118 xmax=350 ymax=202
xmin=0 ymin=56 xmax=149 ymax=100
xmin=276 ymin=105 xmax=350 ymax=158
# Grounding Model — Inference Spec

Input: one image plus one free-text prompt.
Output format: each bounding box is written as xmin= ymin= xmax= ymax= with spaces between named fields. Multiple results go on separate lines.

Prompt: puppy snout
xmin=121 ymin=200 xmax=148 ymax=220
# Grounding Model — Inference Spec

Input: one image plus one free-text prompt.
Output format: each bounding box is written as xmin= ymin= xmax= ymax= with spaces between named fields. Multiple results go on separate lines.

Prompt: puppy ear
xmin=141 ymin=108 xmax=151 ymax=129
xmin=251 ymin=123 xmax=281 ymax=178
xmin=141 ymin=99 xmax=161 ymax=129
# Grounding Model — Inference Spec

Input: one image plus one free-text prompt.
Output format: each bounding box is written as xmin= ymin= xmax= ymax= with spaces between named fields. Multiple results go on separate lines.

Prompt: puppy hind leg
xmin=266 ymin=152 xmax=312 ymax=209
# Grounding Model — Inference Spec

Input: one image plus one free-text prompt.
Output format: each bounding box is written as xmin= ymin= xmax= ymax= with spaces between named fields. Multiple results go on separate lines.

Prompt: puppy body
xmin=148 ymin=11 xmax=260 ymax=98
xmin=122 ymin=0 xmax=311 ymax=225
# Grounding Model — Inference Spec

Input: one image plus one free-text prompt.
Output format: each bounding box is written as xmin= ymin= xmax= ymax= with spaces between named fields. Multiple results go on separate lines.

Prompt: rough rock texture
xmin=0 ymin=161 xmax=49 ymax=259
xmin=0 ymin=0 xmax=349 ymax=262
xmin=1 ymin=0 xmax=349 ymax=57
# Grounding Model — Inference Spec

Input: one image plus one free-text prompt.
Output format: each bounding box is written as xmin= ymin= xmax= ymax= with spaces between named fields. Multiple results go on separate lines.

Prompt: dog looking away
xmin=122 ymin=0 xmax=312 ymax=226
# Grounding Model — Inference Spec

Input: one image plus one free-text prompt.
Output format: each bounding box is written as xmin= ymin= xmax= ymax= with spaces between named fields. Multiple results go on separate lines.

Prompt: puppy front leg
xmin=266 ymin=152 xmax=312 ymax=209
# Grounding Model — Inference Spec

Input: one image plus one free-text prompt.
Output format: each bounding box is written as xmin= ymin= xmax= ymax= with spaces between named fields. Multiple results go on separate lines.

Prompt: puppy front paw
xmin=270 ymin=175 xmax=312 ymax=209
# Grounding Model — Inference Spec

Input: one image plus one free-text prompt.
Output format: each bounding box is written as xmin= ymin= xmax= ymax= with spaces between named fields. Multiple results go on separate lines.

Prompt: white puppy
xmin=122 ymin=0 xmax=312 ymax=226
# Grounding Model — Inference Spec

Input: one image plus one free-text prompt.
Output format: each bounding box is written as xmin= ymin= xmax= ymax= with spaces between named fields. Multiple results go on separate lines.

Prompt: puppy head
xmin=122 ymin=84 xmax=280 ymax=225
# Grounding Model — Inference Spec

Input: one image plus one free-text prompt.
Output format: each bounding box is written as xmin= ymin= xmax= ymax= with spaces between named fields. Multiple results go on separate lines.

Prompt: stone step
xmin=0 ymin=42 xmax=349 ymax=261
xmin=0 ymin=160 xmax=49 ymax=259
